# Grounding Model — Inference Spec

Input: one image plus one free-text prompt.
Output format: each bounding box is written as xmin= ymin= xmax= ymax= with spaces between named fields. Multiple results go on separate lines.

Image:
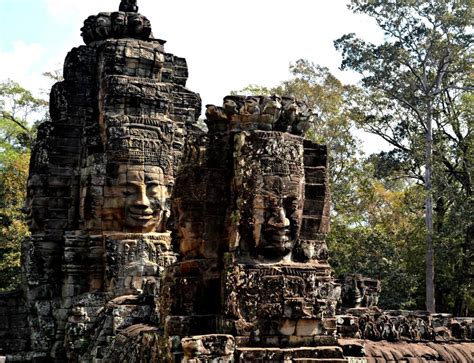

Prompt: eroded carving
xmin=81 ymin=12 xmax=151 ymax=45
xmin=118 ymin=165 xmax=170 ymax=233
xmin=340 ymin=274 xmax=381 ymax=309
xmin=120 ymin=0 xmax=138 ymax=13
xmin=205 ymin=94 xmax=315 ymax=134
xmin=24 ymin=174 xmax=48 ymax=232
xmin=233 ymin=131 xmax=304 ymax=260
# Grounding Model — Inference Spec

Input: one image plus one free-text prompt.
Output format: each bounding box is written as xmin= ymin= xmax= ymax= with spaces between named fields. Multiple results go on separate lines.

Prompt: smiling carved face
xmin=117 ymin=165 xmax=170 ymax=233
xmin=253 ymin=175 xmax=303 ymax=259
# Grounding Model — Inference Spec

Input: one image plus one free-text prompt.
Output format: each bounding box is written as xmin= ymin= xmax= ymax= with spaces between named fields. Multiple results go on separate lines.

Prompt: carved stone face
xmin=24 ymin=174 xmax=47 ymax=232
xmin=234 ymin=131 xmax=305 ymax=260
xmin=117 ymin=165 xmax=169 ymax=233
xmin=253 ymin=175 xmax=303 ymax=258
xmin=178 ymin=219 xmax=202 ymax=257
xmin=176 ymin=201 xmax=204 ymax=258
xmin=119 ymin=0 xmax=138 ymax=13
xmin=81 ymin=15 xmax=97 ymax=43
xmin=244 ymin=97 xmax=260 ymax=115
xmin=95 ymin=13 xmax=111 ymax=38
xmin=128 ymin=14 xmax=144 ymax=36
xmin=111 ymin=11 xmax=127 ymax=36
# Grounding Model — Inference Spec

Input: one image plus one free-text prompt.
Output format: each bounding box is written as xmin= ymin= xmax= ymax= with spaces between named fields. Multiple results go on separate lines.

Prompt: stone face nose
xmin=267 ymin=207 xmax=290 ymax=228
xmin=133 ymin=186 xmax=151 ymax=208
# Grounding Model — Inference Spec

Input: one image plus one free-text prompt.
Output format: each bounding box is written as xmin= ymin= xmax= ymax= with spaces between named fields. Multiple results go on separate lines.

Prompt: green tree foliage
xmin=335 ymin=0 xmax=473 ymax=314
xmin=0 ymin=154 xmax=30 ymax=290
xmin=0 ymin=80 xmax=47 ymax=291
xmin=0 ymin=80 xmax=47 ymax=153
xmin=329 ymin=160 xmax=426 ymax=309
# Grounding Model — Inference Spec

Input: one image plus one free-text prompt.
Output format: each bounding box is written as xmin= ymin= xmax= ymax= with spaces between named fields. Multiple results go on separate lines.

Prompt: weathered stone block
xmin=181 ymin=335 xmax=235 ymax=359
xmin=296 ymin=320 xmax=324 ymax=336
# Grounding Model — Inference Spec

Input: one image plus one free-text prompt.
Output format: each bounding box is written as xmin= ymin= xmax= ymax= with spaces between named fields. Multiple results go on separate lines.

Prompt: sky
xmin=0 ymin=0 xmax=388 ymax=152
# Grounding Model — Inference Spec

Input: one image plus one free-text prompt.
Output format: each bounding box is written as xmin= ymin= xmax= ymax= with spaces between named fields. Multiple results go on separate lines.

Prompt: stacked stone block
xmin=294 ymin=140 xmax=331 ymax=263
xmin=0 ymin=291 xmax=30 ymax=355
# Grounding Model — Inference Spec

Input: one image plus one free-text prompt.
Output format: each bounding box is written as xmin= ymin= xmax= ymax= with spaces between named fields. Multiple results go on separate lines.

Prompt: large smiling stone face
xmin=234 ymin=131 xmax=305 ymax=261
xmin=117 ymin=164 xmax=170 ymax=233
xmin=253 ymin=175 xmax=303 ymax=258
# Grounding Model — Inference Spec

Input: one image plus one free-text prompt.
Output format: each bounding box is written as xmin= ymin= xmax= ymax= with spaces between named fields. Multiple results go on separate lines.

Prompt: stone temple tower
xmin=22 ymin=0 xmax=201 ymax=359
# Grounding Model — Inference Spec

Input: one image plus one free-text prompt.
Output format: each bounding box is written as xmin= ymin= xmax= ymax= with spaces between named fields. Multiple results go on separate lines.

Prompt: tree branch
xmin=1 ymin=112 xmax=31 ymax=134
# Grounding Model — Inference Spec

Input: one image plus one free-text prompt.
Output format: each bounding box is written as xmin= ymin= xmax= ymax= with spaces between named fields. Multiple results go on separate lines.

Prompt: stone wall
xmin=0 ymin=291 xmax=29 ymax=355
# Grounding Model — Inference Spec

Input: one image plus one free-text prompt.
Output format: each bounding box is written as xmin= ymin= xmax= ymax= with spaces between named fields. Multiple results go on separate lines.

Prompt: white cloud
xmin=44 ymin=0 xmax=116 ymax=20
xmin=0 ymin=41 xmax=47 ymax=96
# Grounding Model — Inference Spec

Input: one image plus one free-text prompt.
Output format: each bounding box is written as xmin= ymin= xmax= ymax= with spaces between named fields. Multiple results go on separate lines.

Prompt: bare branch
xmin=1 ymin=111 xmax=33 ymax=145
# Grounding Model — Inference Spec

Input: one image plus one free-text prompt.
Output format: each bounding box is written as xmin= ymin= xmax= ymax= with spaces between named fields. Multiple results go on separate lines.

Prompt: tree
xmin=335 ymin=0 xmax=473 ymax=313
xmin=0 ymin=80 xmax=47 ymax=152
xmin=0 ymin=153 xmax=30 ymax=290
xmin=433 ymin=91 xmax=473 ymax=315
xmin=0 ymin=80 xmax=48 ymax=291
xmin=328 ymin=159 xmax=426 ymax=309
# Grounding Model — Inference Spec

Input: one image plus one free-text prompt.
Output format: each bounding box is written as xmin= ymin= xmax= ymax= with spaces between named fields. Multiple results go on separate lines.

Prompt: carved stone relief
xmin=233 ymin=131 xmax=305 ymax=260
xmin=4 ymin=1 xmax=472 ymax=362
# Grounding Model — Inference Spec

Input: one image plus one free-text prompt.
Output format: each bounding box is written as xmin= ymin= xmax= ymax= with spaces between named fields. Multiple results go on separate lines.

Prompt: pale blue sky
xmin=0 ymin=0 xmax=387 ymax=152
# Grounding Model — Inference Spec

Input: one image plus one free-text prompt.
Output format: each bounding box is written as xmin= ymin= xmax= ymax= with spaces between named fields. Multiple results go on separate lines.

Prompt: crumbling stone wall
xmin=0 ymin=291 xmax=29 ymax=355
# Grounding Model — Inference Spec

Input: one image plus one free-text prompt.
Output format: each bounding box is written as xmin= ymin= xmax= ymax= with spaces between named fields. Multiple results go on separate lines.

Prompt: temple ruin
xmin=0 ymin=1 xmax=473 ymax=362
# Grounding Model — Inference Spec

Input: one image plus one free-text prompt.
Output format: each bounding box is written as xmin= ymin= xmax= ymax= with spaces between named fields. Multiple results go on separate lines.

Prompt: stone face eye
xmin=122 ymin=185 xmax=135 ymax=197
xmin=146 ymin=183 xmax=160 ymax=196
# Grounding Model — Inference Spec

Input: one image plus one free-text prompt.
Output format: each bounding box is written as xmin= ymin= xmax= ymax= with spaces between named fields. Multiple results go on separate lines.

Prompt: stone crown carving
xmin=81 ymin=11 xmax=153 ymax=45
xmin=205 ymin=94 xmax=316 ymax=135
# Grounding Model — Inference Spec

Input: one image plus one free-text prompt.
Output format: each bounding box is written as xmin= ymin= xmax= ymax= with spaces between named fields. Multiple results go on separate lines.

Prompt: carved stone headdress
xmin=106 ymin=115 xmax=175 ymax=175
